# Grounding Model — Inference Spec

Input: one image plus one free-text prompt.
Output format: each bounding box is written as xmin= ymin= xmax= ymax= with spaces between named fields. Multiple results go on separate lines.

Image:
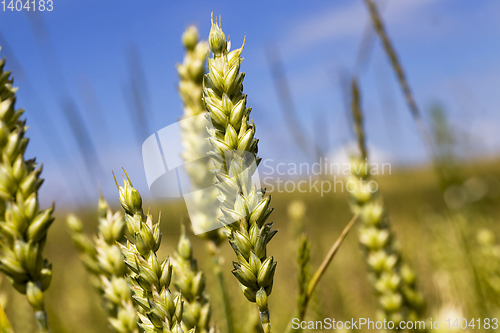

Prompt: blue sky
xmin=0 ymin=0 xmax=499 ymax=206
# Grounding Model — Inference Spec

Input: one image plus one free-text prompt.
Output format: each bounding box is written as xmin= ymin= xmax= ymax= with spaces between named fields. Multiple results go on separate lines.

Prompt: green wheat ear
xmin=177 ymin=24 xmax=234 ymax=333
xmin=67 ymin=195 xmax=139 ymax=333
xmin=115 ymin=171 xmax=195 ymax=333
xmin=203 ymin=14 xmax=277 ymax=333
xmin=0 ymin=51 xmax=54 ymax=333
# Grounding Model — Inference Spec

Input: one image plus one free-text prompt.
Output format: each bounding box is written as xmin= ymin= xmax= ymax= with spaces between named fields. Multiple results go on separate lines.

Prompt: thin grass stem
xmin=305 ymin=213 xmax=359 ymax=309
xmin=285 ymin=213 xmax=359 ymax=332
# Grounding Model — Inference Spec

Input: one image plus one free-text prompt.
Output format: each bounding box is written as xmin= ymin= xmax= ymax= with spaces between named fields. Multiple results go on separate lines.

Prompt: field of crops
xmin=0 ymin=1 xmax=499 ymax=333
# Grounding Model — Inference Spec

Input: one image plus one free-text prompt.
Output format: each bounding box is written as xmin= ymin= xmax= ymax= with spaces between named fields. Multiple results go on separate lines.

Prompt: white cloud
xmin=280 ymin=0 xmax=443 ymax=57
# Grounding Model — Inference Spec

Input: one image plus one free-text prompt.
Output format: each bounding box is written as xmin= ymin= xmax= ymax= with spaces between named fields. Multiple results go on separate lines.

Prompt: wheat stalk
xmin=348 ymin=78 xmax=425 ymax=327
xmin=115 ymin=171 xmax=194 ymax=333
xmin=202 ymin=14 xmax=277 ymax=333
xmin=0 ymin=52 xmax=54 ymax=333
xmin=67 ymin=196 xmax=139 ymax=333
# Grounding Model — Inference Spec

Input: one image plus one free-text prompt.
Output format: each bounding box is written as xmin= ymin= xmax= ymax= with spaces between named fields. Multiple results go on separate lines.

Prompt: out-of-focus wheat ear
xmin=177 ymin=25 xmax=224 ymax=246
xmin=348 ymin=76 xmax=427 ymax=329
xmin=476 ymin=229 xmax=500 ymax=304
xmin=66 ymin=214 xmax=101 ymax=289
xmin=296 ymin=235 xmax=310 ymax=319
xmin=287 ymin=200 xmax=306 ymax=241
xmin=172 ymin=225 xmax=213 ymax=333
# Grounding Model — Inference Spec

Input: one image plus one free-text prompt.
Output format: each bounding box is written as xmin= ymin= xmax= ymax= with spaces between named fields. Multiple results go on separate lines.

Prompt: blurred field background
xmin=1 ymin=0 xmax=500 ymax=332
xmin=2 ymin=159 xmax=500 ymax=332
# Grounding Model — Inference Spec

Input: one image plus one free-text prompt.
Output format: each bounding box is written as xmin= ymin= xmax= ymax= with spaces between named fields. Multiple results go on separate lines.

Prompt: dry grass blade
xmin=61 ymin=97 xmax=104 ymax=181
xmin=348 ymin=75 xmax=427 ymax=329
xmin=306 ymin=213 xmax=359 ymax=301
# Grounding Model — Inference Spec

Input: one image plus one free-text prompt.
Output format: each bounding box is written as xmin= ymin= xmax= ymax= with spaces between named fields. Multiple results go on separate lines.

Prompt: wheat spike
xmin=177 ymin=25 xmax=234 ymax=333
xmin=172 ymin=225 xmax=214 ymax=332
xmin=203 ymin=14 xmax=277 ymax=333
xmin=67 ymin=196 xmax=139 ymax=333
xmin=348 ymin=78 xmax=426 ymax=328
xmin=0 ymin=51 xmax=54 ymax=333
xmin=115 ymin=172 xmax=194 ymax=333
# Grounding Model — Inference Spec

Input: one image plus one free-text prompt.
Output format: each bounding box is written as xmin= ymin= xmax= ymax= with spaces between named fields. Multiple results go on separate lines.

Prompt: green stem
xmin=258 ymin=304 xmax=271 ymax=333
xmin=210 ymin=245 xmax=234 ymax=333
xmin=305 ymin=213 xmax=358 ymax=309
xmin=34 ymin=310 xmax=50 ymax=333
xmin=285 ymin=213 xmax=359 ymax=333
